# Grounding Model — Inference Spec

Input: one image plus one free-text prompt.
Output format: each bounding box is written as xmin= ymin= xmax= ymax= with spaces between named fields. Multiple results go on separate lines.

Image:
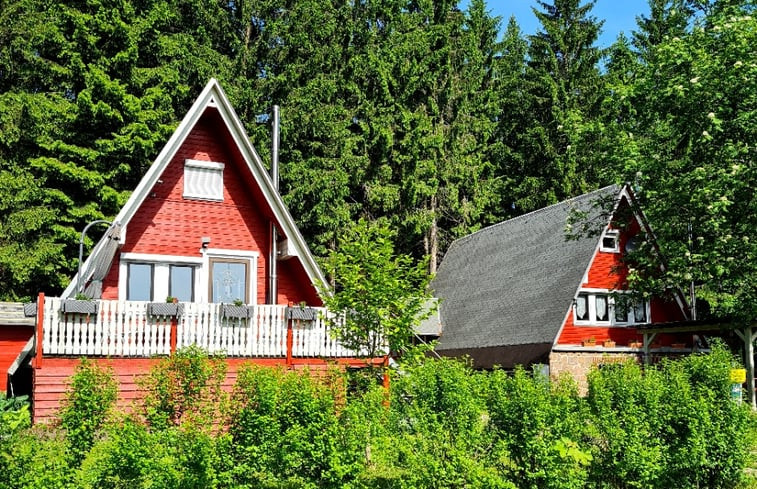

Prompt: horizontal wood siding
xmin=0 ymin=327 xmax=34 ymax=391
xmin=33 ymin=356 xmax=382 ymax=424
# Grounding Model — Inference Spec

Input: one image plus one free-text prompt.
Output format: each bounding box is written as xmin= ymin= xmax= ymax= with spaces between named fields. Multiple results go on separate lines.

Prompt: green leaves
xmin=319 ymin=219 xmax=433 ymax=359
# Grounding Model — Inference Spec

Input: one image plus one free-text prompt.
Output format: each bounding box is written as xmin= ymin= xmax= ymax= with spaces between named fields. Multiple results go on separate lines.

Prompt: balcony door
xmin=209 ymin=258 xmax=250 ymax=304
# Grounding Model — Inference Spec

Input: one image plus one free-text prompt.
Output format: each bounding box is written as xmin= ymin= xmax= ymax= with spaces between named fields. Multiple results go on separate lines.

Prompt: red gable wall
xmin=101 ymin=111 xmax=321 ymax=306
xmin=556 ymin=198 xmax=686 ymax=346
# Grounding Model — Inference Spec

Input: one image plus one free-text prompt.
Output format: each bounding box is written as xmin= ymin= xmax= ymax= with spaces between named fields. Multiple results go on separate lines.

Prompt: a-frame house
xmin=25 ymin=79 xmax=376 ymax=423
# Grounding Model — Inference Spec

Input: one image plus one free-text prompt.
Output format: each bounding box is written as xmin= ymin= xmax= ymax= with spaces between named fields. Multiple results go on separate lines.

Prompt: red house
xmin=26 ymin=79 xmax=378 ymax=423
xmin=430 ymin=185 xmax=696 ymax=391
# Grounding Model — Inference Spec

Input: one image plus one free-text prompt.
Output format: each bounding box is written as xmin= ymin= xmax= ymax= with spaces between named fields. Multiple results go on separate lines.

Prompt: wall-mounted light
xmin=201 ymin=236 xmax=211 ymax=248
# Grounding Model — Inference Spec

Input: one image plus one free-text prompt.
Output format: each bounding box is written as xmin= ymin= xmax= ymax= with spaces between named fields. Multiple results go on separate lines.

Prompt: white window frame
xmin=600 ymin=229 xmax=620 ymax=253
xmin=573 ymin=289 xmax=650 ymax=326
xmin=119 ymin=253 xmax=203 ymax=302
xmin=201 ymin=249 xmax=259 ymax=305
xmin=183 ymin=159 xmax=225 ymax=201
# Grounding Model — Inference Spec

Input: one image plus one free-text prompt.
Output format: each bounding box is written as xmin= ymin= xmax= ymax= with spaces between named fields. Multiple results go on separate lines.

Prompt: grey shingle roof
xmin=432 ymin=185 xmax=619 ymax=365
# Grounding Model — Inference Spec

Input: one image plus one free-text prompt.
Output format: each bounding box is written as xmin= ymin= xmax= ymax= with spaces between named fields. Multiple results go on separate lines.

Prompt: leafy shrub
xmin=59 ymin=358 xmax=118 ymax=464
xmin=587 ymin=343 xmax=754 ymax=489
xmin=227 ymin=366 xmax=343 ymax=488
xmin=139 ymin=345 xmax=228 ymax=430
xmin=0 ymin=427 xmax=73 ymax=489
xmin=487 ymin=367 xmax=591 ymax=489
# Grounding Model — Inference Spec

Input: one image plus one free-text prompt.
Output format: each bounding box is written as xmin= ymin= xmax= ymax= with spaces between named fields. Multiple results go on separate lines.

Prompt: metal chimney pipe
xmin=269 ymin=105 xmax=280 ymax=304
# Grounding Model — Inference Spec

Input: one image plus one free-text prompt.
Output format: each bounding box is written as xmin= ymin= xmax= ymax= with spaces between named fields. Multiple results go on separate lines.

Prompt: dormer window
xmin=600 ymin=229 xmax=619 ymax=253
xmin=184 ymin=159 xmax=224 ymax=201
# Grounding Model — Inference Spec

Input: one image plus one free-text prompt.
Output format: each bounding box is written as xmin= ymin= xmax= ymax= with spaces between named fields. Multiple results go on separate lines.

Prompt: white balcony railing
xmin=40 ymin=298 xmax=360 ymax=359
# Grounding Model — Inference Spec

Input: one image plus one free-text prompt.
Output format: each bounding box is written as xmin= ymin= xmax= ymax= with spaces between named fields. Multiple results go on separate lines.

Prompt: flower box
xmin=148 ymin=302 xmax=183 ymax=317
xmin=222 ymin=304 xmax=251 ymax=319
xmin=603 ymin=340 xmax=616 ymax=348
xmin=61 ymin=299 xmax=98 ymax=315
xmin=628 ymin=341 xmax=643 ymax=348
xmin=23 ymin=302 xmax=37 ymax=317
xmin=287 ymin=306 xmax=317 ymax=321
xmin=581 ymin=338 xmax=597 ymax=347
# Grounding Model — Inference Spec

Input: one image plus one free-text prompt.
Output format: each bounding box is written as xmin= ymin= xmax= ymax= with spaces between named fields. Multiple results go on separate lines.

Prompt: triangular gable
xmin=64 ymin=79 xmax=327 ymax=298
xmin=552 ymin=183 xmax=689 ymax=347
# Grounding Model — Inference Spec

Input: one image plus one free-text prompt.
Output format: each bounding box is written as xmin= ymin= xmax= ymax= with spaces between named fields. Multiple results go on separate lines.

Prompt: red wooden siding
xmin=33 ymin=356 xmax=380 ymax=424
xmin=0 ymin=327 xmax=33 ymax=391
xmin=556 ymin=198 xmax=686 ymax=346
xmin=101 ymin=111 xmax=320 ymax=305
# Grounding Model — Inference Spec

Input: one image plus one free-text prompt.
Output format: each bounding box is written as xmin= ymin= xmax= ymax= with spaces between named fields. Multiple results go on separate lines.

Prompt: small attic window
xmin=600 ymin=229 xmax=619 ymax=253
xmin=183 ymin=159 xmax=224 ymax=201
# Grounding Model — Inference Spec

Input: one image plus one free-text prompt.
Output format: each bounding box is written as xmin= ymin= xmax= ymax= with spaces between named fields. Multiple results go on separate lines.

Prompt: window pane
xmin=211 ymin=261 xmax=247 ymax=303
xmin=170 ymin=265 xmax=194 ymax=302
xmin=575 ymin=294 xmax=588 ymax=320
xmin=595 ymin=295 xmax=608 ymax=321
xmin=615 ymin=299 xmax=629 ymax=322
xmin=127 ymin=263 xmax=153 ymax=301
xmin=634 ymin=300 xmax=647 ymax=323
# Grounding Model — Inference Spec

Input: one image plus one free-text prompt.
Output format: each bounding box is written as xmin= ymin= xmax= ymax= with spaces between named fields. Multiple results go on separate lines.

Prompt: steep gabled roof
xmin=432 ymin=185 xmax=620 ymax=361
xmin=64 ymin=79 xmax=327 ymax=298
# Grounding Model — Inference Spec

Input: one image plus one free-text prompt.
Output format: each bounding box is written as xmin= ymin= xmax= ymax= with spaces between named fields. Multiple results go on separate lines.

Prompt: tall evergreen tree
xmin=510 ymin=0 xmax=605 ymax=212
xmin=0 ymin=0 xmax=237 ymax=299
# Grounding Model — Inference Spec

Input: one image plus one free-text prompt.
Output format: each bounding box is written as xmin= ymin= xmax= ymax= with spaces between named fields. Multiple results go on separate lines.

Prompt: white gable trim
xmin=64 ymin=79 xmax=327 ymax=298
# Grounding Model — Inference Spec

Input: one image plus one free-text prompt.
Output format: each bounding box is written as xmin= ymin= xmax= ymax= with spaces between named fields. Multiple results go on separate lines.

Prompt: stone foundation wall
xmin=549 ymin=351 xmax=642 ymax=394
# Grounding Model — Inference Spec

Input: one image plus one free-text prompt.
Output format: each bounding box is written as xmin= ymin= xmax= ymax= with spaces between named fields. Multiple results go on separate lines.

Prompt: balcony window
xmin=170 ymin=265 xmax=195 ymax=302
xmin=210 ymin=258 xmax=249 ymax=303
xmin=127 ymin=263 xmax=153 ymax=301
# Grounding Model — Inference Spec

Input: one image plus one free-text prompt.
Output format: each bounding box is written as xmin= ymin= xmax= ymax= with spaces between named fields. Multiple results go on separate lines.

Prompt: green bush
xmin=487 ymin=367 xmax=591 ymax=489
xmin=227 ymin=366 xmax=344 ymax=488
xmin=59 ymin=358 xmax=118 ymax=464
xmin=587 ymin=343 xmax=754 ymax=489
xmin=139 ymin=345 xmax=228 ymax=430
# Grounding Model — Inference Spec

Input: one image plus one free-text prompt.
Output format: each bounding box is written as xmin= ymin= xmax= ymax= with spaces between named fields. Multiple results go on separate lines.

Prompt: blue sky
xmin=463 ymin=0 xmax=651 ymax=47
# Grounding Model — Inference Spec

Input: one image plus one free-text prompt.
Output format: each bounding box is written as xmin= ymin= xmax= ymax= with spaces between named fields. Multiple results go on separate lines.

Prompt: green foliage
xmin=0 ymin=428 xmax=73 ymax=489
xmin=1 ymin=348 xmax=755 ymax=488
xmin=620 ymin=1 xmax=757 ymax=320
xmin=139 ymin=345 xmax=228 ymax=430
xmin=227 ymin=365 xmax=345 ymax=488
xmin=320 ymin=219 xmax=433 ymax=360
xmin=488 ymin=368 xmax=591 ymax=489
xmin=59 ymin=358 xmax=118 ymax=464
xmin=0 ymin=395 xmax=30 ymax=438
xmin=587 ymin=342 xmax=754 ymax=489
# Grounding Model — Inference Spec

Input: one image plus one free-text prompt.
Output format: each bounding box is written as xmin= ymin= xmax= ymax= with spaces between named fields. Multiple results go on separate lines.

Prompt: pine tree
xmin=511 ymin=0 xmax=605 ymax=211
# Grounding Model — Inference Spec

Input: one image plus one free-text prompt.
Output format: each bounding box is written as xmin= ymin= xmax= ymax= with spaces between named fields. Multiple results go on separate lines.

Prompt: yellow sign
xmin=730 ymin=369 xmax=747 ymax=384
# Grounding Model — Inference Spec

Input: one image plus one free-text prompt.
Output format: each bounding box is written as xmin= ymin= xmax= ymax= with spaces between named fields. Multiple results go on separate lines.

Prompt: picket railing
xmin=40 ymin=298 xmax=360 ymax=358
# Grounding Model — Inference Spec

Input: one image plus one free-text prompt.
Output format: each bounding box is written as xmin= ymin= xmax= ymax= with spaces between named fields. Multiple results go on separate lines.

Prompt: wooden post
xmin=34 ymin=292 xmax=45 ymax=368
xmin=170 ymin=316 xmax=178 ymax=354
xmin=382 ymin=355 xmax=390 ymax=408
xmin=286 ymin=318 xmax=294 ymax=368
xmin=745 ymin=325 xmax=756 ymax=410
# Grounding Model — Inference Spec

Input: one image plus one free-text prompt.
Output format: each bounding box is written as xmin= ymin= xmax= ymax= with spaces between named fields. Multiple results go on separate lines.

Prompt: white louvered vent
xmin=183 ymin=159 xmax=224 ymax=201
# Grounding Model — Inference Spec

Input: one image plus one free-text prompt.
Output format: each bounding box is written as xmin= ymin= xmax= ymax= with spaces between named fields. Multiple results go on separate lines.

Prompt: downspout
xmin=269 ymin=105 xmax=280 ymax=305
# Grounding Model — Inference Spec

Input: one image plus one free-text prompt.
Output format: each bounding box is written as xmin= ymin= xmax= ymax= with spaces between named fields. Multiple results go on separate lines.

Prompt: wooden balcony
xmin=36 ymin=296 xmax=361 ymax=359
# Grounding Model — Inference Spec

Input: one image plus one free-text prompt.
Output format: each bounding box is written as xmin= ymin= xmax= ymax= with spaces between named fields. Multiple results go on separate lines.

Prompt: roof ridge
xmin=449 ymin=184 xmax=619 ymax=248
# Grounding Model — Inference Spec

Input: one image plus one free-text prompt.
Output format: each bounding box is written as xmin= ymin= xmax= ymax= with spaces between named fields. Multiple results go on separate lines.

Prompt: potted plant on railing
xmin=628 ymin=340 xmax=643 ymax=348
xmin=603 ymin=339 xmax=616 ymax=348
xmin=148 ymin=296 xmax=182 ymax=317
xmin=222 ymin=299 xmax=251 ymax=319
xmin=287 ymin=301 xmax=317 ymax=322
xmin=581 ymin=337 xmax=597 ymax=347
xmin=61 ymin=293 xmax=99 ymax=314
